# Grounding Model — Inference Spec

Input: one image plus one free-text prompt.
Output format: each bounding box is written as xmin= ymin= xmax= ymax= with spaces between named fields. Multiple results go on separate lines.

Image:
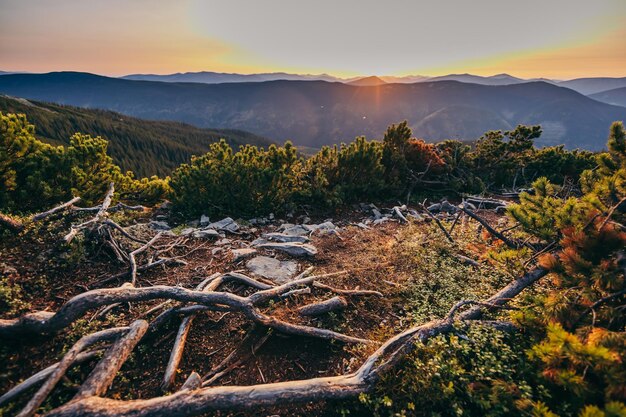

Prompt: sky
xmin=1 ymin=0 xmax=625 ymax=79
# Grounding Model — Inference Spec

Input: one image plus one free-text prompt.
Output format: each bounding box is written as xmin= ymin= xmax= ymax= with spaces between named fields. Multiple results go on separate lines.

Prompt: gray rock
xmin=207 ymin=217 xmax=239 ymax=233
xmin=200 ymin=214 xmax=210 ymax=226
xmin=246 ymin=256 xmax=298 ymax=283
xmin=356 ymin=222 xmax=370 ymax=229
xmin=251 ymin=238 xmax=270 ymax=246
xmin=372 ymin=209 xmax=383 ymax=220
xmin=150 ymin=221 xmax=171 ymax=231
xmin=262 ymin=232 xmax=310 ymax=243
xmin=282 ymin=224 xmax=311 ymax=237
xmin=258 ymin=242 xmax=317 ymax=257
xmin=232 ymin=248 xmax=257 ymax=262
xmin=309 ymin=221 xmax=337 ymax=234
xmin=215 ymin=238 xmax=232 ymax=246
xmin=192 ymin=229 xmax=220 ymax=239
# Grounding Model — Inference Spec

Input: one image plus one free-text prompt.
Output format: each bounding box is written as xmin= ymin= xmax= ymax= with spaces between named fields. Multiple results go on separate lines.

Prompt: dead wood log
xmin=74 ymin=320 xmax=148 ymax=399
xmin=32 ymin=197 xmax=81 ymax=221
xmin=161 ymin=275 xmax=222 ymax=392
xmin=64 ymin=183 xmax=115 ymax=243
xmin=465 ymin=196 xmax=508 ymax=210
xmin=298 ymin=296 xmax=348 ymax=316
xmin=130 ymin=233 xmax=162 ymax=285
xmin=15 ymin=327 xmax=128 ymax=417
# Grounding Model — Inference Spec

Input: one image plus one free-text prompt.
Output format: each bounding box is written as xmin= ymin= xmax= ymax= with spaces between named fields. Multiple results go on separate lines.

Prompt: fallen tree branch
xmin=130 ymin=233 xmax=163 ymax=285
xmin=32 ymin=197 xmax=81 ymax=221
xmin=74 ymin=320 xmax=148 ymax=399
xmin=420 ymin=204 xmax=454 ymax=243
xmin=313 ymin=282 xmax=383 ymax=297
xmin=298 ymin=296 xmax=348 ymax=316
xmin=460 ymin=206 xmax=519 ymax=249
xmin=15 ymin=327 xmax=128 ymax=417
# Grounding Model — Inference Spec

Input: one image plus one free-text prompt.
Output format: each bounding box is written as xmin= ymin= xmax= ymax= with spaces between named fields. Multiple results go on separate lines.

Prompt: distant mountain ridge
xmin=0 ymin=72 xmax=625 ymax=151
xmin=122 ymin=71 xmax=344 ymax=84
xmin=0 ymin=94 xmax=272 ymax=177
xmin=590 ymin=87 xmax=626 ymax=108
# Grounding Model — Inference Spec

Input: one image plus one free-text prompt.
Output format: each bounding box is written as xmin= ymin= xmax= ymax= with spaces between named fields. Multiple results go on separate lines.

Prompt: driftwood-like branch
xmin=15 ymin=327 xmax=128 ymax=417
xmin=32 ymin=197 xmax=81 ymax=221
xmin=130 ymin=233 xmax=163 ymax=285
xmin=0 ymin=271 xmax=367 ymax=345
xmin=313 ymin=282 xmax=383 ymax=297
xmin=64 ymin=183 xmax=115 ymax=243
xmin=298 ymin=296 xmax=348 ymax=316
xmin=74 ymin=320 xmax=148 ymax=399
xmin=162 ymin=274 xmax=222 ymax=392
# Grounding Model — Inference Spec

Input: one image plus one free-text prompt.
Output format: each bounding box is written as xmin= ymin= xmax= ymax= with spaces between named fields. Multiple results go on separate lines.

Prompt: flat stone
xmin=246 ymin=256 xmax=298 ymax=283
xmin=215 ymin=238 xmax=232 ymax=246
xmin=281 ymin=225 xmax=311 ymax=236
xmin=309 ymin=221 xmax=337 ymax=233
xmin=257 ymin=242 xmax=317 ymax=257
xmin=207 ymin=217 xmax=239 ymax=233
xmin=192 ymin=229 xmax=220 ymax=239
xmin=200 ymin=214 xmax=210 ymax=226
xmin=150 ymin=221 xmax=171 ymax=231
xmin=262 ymin=232 xmax=309 ymax=243
xmin=179 ymin=227 xmax=196 ymax=236
xmin=232 ymin=248 xmax=257 ymax=262
xmin=251 ymin=238 xmax=269 ymax=246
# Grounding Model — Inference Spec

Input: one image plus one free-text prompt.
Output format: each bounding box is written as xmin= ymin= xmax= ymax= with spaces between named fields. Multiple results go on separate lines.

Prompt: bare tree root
xmin=460 ymin=206 xmax=520 ymax=249
xmin=74 ymin=320 xmax=148 ymax=399
xmin=15 ymin=327 xmax=129 ymax=417
xmin=32 ymin=197 xmax=82 ymax=222
xmin=313 ymin=282 xmax=383 ymax=297
xmin=298 ymin=296 xmax=348 ymax=316
xmin=2 ymin=265 xmax=546 ymax=416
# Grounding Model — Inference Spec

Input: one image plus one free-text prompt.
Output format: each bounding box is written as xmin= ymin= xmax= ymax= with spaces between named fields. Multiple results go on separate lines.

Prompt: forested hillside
xmin=0 ymin=95 xmax=272 ymax=177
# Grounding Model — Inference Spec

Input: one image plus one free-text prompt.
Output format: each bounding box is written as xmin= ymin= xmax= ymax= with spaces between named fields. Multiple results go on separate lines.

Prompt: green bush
xmin=0 ymin=113 xmax=169 ymax=213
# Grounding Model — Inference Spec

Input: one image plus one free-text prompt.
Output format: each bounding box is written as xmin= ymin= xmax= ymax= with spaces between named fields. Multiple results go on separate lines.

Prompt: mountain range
xmin=119 ymin=71 xmax=626 ymax=96
xmin=1 ymin=72 xmax=625 ymax=150
xmin=0 ymin=94 xmax=271 ymax=176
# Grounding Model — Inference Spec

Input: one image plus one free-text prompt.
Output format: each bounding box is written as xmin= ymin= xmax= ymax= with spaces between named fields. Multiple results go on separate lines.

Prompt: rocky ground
xmin=0 ymin=197 xmax=513 ymax=416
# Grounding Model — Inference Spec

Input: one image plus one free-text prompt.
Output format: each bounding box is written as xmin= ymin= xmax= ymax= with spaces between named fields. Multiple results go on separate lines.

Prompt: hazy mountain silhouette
xmin=589 ymin=87 xmax=626 ymax=107
xmin=347 ymin=76 xmax=387 ymax=86
xmin=122 ymin=71 xmax=344 ymax=84
xmin=557 ymin=77 xmax=626 ymax=95
xmin=0 ymin=72 xmax=624 ymax=150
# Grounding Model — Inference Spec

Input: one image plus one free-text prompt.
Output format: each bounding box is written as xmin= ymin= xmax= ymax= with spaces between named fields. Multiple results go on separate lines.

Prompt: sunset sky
xmin=1 ymin=0 xmax=625 ymax=79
